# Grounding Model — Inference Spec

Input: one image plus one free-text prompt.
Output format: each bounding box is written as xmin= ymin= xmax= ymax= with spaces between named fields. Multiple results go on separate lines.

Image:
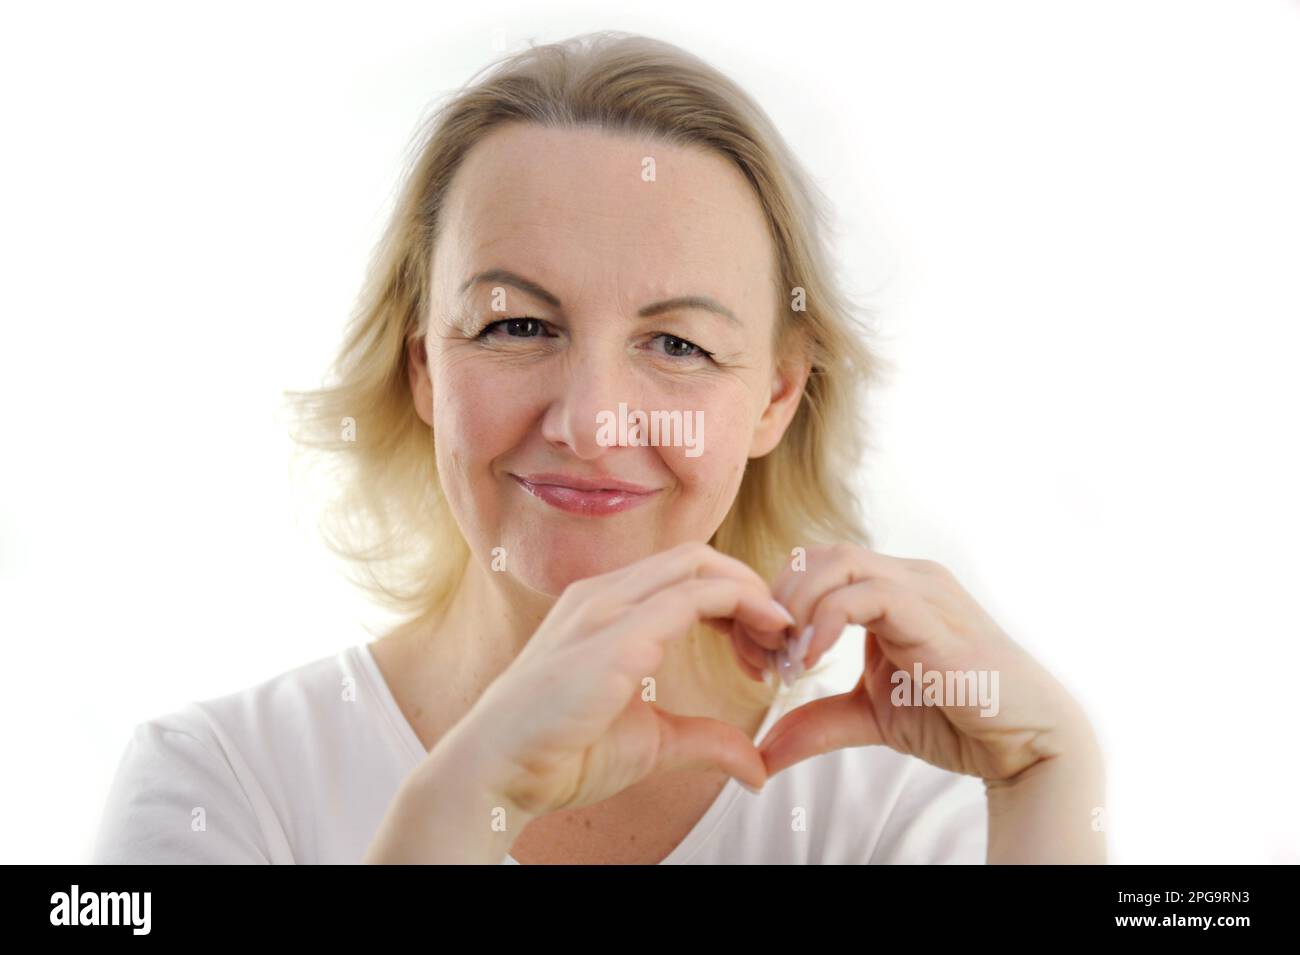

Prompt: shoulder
xmin=151 ymin=646 xmax=355 ymax=793
xmin=91 ymin=647 xmax=354 ymax=864
xmin=91 ymin=703 xmax=279 ymax=863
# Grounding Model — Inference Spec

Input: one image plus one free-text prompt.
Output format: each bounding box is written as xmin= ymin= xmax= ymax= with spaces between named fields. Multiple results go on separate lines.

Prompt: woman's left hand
xmin=754 ymin=543 xmax=1098 ymax=784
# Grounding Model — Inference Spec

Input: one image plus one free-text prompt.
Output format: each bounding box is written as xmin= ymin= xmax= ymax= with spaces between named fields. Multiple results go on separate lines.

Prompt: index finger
xmin=608 ymin=541 xmax=789 ymax=627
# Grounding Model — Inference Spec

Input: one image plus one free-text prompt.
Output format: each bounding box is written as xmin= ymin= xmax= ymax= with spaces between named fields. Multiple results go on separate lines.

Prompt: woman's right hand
xmin=449 ymin=541 xmax=793 ymax=818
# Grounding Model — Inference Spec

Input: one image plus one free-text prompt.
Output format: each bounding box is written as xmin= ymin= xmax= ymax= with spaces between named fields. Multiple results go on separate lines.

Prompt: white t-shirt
xmin=91 ymin=642 xmax=988 ymax=864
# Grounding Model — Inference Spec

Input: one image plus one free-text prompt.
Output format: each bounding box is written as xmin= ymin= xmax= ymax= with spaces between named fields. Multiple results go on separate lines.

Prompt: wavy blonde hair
xmin=285 ymin=31 xmax=889 ymax=712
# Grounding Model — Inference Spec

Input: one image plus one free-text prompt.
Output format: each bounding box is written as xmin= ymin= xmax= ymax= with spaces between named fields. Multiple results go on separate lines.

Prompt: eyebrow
xmin=459 ymin=268 xmax=740 ymax=326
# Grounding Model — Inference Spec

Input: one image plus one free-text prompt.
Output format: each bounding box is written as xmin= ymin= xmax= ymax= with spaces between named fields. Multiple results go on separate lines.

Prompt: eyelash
xmin=474 ymin=317 xmax=716 ymax=362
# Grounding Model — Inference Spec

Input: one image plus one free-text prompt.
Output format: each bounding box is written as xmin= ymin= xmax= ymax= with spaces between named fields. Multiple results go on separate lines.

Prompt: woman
xmin=92 ymin=31 xmax=1104 ymax=864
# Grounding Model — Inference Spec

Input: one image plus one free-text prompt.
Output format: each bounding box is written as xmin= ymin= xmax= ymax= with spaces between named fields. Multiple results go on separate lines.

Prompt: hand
xmin=757 ymin=543 xmax=1097 ymax=784
xmin=460 ymin=541 xmax=794 ymax=817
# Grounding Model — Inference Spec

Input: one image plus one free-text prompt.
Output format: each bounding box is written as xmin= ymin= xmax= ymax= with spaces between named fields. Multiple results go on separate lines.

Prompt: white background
xmin=2 ymin=0 xmax=1297 ymax=864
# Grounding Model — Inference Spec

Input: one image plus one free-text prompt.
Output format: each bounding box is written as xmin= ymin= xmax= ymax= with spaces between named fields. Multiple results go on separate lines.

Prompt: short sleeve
xmin=91 ymin=719 xmax=274 ymax=864
xmin=869 ymin=758 xmax=988 ymax=864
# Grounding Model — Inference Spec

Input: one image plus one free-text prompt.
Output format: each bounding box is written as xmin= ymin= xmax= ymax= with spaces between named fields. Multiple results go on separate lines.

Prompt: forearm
xmin=365 ymin=729 xmax=538 ymax=864
xmin=984 ymin=724 xmax=1107 ymax=864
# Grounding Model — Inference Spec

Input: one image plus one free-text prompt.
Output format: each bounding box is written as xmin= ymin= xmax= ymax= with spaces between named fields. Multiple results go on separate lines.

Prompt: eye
xmin=473 ymin=320 xmax=711 ymax=361
xmin=475 ymin=317 xmax=554 ymax=340
xmin=651 ymin=333 xmax=714 ymax=362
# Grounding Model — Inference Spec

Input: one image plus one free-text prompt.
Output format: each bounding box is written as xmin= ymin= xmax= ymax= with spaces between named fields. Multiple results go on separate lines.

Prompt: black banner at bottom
xmin=17 ymin=863 xmax=1289 ymax=940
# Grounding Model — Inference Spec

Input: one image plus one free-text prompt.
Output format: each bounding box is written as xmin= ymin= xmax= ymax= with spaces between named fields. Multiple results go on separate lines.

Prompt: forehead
xmin=435 ymin=123 xmax=776 ymax=314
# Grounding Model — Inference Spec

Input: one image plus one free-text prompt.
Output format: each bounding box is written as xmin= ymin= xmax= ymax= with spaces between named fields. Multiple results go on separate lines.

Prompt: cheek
xmin=432 ymin=356 xmax=528 ymax=459
xmin=659 ymin=388 xmax=755 ymax=501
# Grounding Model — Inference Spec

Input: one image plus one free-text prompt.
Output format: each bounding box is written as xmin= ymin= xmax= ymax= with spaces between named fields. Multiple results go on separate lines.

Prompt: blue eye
xmin=653 ymin=333 xmax=714 ymax=361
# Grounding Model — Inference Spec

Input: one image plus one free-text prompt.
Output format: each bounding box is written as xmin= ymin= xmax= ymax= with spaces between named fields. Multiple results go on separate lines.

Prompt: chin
xmin=504 ymin=531 xmax=660 ymax=595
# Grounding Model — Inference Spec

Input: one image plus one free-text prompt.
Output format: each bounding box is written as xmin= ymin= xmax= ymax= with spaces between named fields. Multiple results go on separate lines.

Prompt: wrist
xmin=420 ymin=719 xmax=541 ymax=829
xmin=365 ymin=721 xmax=540 ymax=864
xmin=992 ymin=703 xmax=1102 ymax=789
xmin=982 ymin=717 xmax=1107 ymax=864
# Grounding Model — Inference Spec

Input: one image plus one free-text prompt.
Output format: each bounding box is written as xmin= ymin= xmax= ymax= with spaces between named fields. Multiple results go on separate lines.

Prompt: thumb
xmin=757 ymin=685 xmax=883 ymax=776
xmin=652 ymin=709 xmax=768 ymax=791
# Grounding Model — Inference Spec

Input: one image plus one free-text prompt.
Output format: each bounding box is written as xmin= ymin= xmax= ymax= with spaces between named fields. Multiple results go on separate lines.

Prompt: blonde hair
xmin=285 ymin=31 xmax=889 ymax=711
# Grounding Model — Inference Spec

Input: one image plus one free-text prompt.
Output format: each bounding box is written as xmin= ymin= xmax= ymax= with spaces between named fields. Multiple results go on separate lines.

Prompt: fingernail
xmin=782 ymin=633 xmax=805 ymax=679
xmin=770 ymin=599 xmax=795 ymax=626
xmin=738 ymin=780 xmax=762 ymax=795
xmin=777 ymin=648 xmax=797 ymax=686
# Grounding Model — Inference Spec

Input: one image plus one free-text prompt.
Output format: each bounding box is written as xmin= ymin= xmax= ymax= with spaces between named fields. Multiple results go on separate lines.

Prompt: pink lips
xmin=510 ymin=472 xmax=660 ymax=517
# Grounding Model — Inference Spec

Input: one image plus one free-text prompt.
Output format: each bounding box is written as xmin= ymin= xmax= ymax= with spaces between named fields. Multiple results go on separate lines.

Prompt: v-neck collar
xmin=350 ymin=641 xmax=793 ymax=864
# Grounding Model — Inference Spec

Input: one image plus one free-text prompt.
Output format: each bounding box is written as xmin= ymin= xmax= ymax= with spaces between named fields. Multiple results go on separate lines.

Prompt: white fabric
xmin=91 ymin=642 xmax=988 ymax=864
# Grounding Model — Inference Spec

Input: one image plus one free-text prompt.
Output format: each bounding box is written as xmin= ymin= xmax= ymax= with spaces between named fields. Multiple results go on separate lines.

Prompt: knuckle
xmin=681 ymin=540 xmax=715 ymax=575
xmin=804 ymin=542 xmax=834 ymax=560
xmin=679 ymin=576 xmax=721 ymax=603
xmin=817 ymin=585 xmax=851 ymax=617
xmin=677 ymin=540 xmax=712 ymax=561
xmin=562 ymin=576 xmax=595 ymax=599
xmin=872 ymin=575 xmax=904 ymax=597
xmin=560 ymin=577 xmax=612 ymax=619
xmin=615 ymin=642 xmax=657 ymax=676
xmin=913 ymin=558 xmax=952 ymax=580
xmin=830 ymin=541 xmax=861 ymax=563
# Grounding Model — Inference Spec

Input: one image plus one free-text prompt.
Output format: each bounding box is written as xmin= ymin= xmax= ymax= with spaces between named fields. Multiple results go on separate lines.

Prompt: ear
xmin=406 ymin=333 xmax=434 ymax=427
xmin=749 ymin=337 xmax=811 ymax=458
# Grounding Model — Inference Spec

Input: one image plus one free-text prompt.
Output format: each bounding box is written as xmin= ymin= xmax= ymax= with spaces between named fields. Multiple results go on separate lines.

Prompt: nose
xmin=539 ymin=337 xmax=648 ymax=460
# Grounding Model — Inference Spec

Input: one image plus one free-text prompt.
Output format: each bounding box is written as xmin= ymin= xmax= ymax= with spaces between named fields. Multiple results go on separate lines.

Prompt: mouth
xmin=509 ymin=473 xmax=661 ymax=517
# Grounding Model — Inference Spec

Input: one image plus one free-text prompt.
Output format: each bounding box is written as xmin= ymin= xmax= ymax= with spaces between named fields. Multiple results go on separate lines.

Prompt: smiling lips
xmin=510 ymin=472 xmax=660 ymax=517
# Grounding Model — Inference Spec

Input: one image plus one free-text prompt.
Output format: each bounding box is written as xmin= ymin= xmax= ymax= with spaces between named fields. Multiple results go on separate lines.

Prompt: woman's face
xmin=410 ymin=122 xmax=806 ymax=594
